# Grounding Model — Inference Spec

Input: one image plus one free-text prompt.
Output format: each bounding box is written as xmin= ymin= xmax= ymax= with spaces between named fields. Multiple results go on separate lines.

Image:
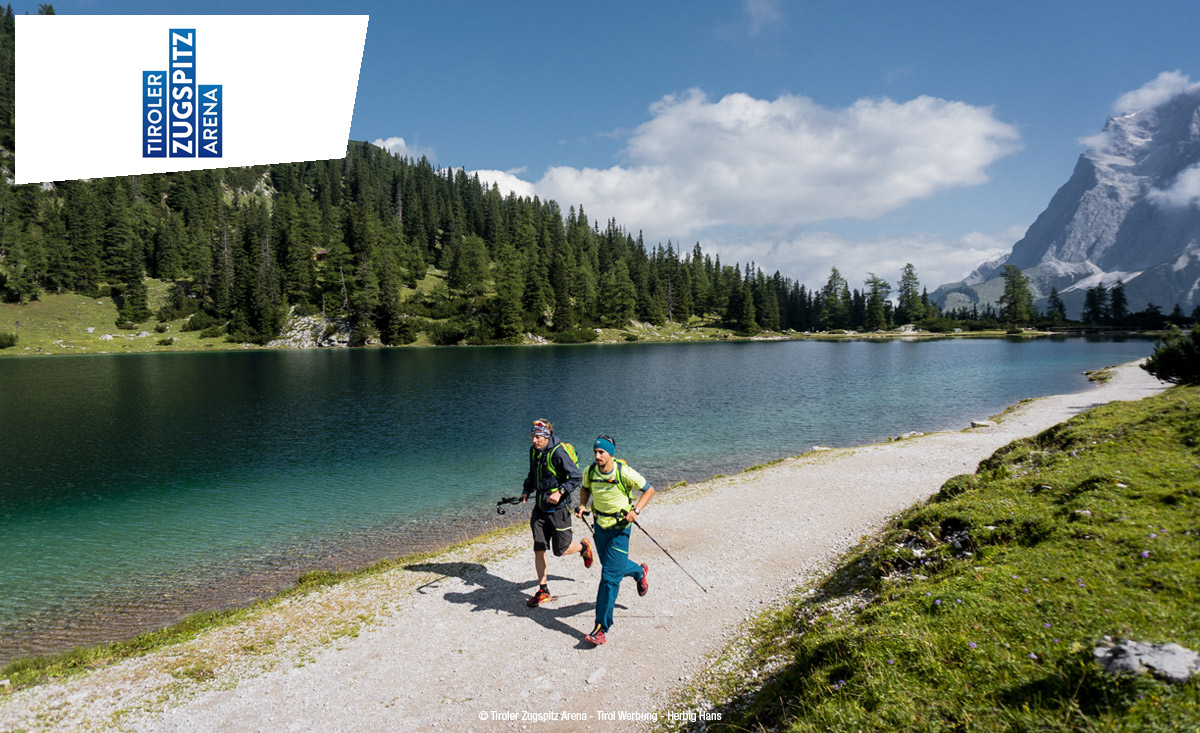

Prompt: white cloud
xmin=371 ymin=136 xmax=437 ymax=162
xmin=1149 ymin=163 xmax=1200 ymax=208
xmin=472 ymin=168 xmax=539 ymax=200
xmin=517 ymin=89 xmax=1020 ymax=244
xmin=1112 ymin=71 xmax=1200 ymax=114
xmin=700 ymin=229 xmax=1013 ymax=293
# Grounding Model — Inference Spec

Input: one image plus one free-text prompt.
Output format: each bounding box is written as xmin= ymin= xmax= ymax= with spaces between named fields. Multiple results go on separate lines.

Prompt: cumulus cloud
xmin=472 ymin=168 xmax=539 ymax=200
xmin=1149 ymin=163 xmax=1200 ymax=208
xmin=517 ymin=89 xmax=1020 ymax=244
xmin=1112 ymin=71 xmax=1200 ymax=114
xmin=371 ymin=136 xmax=437 ymax=162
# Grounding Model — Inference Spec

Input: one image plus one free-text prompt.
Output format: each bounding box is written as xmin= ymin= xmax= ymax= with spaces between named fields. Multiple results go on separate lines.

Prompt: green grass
xmin=0 ymin=285 xmax=249 ymax=356
xmin=670 ymin=385 xmax=1200 ymax=732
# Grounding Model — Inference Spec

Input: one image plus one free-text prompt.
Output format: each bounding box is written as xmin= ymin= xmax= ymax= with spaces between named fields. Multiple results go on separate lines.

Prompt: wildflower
xmin=1150 ymin=533 xmax=1157 ymax=539
xmin=969 ymin=642 xmax=977 ymax=649
xmin=1029 ymin=653 xmax=1038 ymax=659
xmin=1023 ymin=588 xmax=1030 ymax=593
xmin=935 ymin=600 xmax=942 ymax=605
xmin=1044 ymin=623 xmax=1051 ymax=628
xmin=888 ymin=659 xmax=894 ymax=665
xmin=1142 ymin=551 xmax=1151 ymax=559
xmin=956 ymin=599 xmax=962 ymax=604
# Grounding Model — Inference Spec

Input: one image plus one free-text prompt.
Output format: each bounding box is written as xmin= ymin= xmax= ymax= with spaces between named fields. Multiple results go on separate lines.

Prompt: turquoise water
xmin=0 ymin=337 xmax=1156 ymax=661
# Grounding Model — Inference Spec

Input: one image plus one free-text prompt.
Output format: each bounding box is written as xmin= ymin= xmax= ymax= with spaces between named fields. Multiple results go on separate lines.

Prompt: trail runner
xmin=521 ymin=419 xmax=594 ymax=607
xmin=575 ymin=434 xmax=654 ymax=646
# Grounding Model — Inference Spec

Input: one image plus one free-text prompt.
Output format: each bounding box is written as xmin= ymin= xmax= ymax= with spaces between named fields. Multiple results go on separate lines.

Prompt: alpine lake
xmin=0 ymin=335 xmax=1158 ymax=663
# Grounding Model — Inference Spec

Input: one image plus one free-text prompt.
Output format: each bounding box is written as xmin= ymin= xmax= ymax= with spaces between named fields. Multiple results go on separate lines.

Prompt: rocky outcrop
xmin=267 ymin=311 xmax=353 ymax=349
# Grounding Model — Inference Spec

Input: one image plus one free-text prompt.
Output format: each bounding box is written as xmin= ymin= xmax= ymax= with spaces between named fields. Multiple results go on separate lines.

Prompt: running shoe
xmin=526 ymin=588 xmax=552 ymax=607
xmin=637 ymin=563 xmax=650 ymax=596
xmin=584 ymin=625 xmax=606 ymax=646
xmin=580 ymin=538 xmax=594 ymax=569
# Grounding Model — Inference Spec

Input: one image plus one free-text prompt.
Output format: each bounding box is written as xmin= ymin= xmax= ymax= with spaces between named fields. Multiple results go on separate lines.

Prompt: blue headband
xmin=594 ymin=436 xmax=616 ymax=456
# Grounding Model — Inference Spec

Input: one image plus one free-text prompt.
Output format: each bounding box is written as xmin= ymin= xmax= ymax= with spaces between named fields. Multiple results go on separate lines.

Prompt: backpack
xmin=531 ymin=440 xmax=579 ymax=479
xmin=587 ymin=459 xmax=634 ymax=523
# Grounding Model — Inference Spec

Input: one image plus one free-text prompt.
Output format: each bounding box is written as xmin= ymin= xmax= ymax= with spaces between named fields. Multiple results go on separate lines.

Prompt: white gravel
xmin=0 ymin=362 xmax=1169 ymax=732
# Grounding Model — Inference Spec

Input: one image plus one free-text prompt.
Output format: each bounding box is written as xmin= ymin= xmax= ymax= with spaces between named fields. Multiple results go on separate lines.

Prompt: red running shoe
xmin=637 ymin=563 xmax=649 ymax=596
xmin=584 ymin=625 xmax=606 ymax=646
xmin=580 ymin=538 xmax=594 ymax=569
xmin=526 ymin=588 xmax=551 ymax=607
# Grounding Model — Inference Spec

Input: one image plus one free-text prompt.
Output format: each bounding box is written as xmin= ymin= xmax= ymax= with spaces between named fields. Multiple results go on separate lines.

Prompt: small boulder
xmin=1094 ymin=637 xmax=1200 ymax=683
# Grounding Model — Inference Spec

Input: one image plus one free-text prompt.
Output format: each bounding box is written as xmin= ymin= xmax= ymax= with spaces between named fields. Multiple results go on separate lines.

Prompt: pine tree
xmin=818 ymin=268 xmax=850 ymax=330
xmin=997 ymin=265 xmax=1034 ymax=325
xmin=448 ymin=233 xmax=490 ymax=296
xmin=1082 ymin=284 xmax=1110 ymax=324
xmin=896 ymin=263 xmax=924 ymax=324
xmin=864 ymin=274 xmax=891 ymax=331
xmin=1110 ymin=279 xmax=1128 ymax=323
xmin=1046 ymin=287 xmax=1066 ymax=323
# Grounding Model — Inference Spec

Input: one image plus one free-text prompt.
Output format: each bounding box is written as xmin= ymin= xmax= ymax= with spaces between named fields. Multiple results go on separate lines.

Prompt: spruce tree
xmin=1046 ymin=287 xmax=1066 ymax=323
xmin=864 ymin=274 xmax=891 ymax=331
xmin=1110 ymin=279 xmax=1128 ymax=323
xmin=997 ymin=265 xmax=1034 ymax=325
xmin=896 ymin=263 xmax=924 ymax=324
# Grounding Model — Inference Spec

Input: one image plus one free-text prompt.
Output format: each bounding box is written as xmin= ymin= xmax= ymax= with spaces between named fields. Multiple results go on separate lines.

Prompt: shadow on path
xmin=406 ymin=562 xmax=596 ymax=645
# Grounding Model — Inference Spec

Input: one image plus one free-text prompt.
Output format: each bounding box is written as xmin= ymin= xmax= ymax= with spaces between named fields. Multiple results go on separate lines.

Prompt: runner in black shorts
xmin=521 ymin=419 xmax=594 ymax=606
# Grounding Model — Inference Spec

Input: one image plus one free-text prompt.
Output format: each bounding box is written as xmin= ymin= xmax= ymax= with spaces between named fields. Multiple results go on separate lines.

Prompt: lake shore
xmin=0 ymin=288 xmax=1160 ymax=358
xmin=0 ymin=361 xmax=1170 ymax=732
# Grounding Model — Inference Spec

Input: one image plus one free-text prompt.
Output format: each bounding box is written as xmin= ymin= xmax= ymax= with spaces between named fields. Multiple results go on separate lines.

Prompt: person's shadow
xmin=405 ymin=562 xmax=600 ymax=646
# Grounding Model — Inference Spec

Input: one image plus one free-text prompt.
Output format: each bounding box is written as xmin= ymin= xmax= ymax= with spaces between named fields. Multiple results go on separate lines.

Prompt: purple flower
xmin=1150 ymin=533 xmax=1157 ymax=539
xmin=1044 ymin=623 xmax=1051 ymax=628
xmin=956 ymin=599 xmax=962 ymax=604
xmin=1023 ymin=588 xmax=1030 ymax=593
xmin=1029 ymin=653 xmax=1038 ymax=659
xmin=1142 ymin=551 xmax=1151 ymax=558
xmin=969 ymin=642 xmax=977 ymax=648
xmin=888 ymin=659 xmax=894 ymax=665
xmin=935 ymin=600 xmax=942 ymax=605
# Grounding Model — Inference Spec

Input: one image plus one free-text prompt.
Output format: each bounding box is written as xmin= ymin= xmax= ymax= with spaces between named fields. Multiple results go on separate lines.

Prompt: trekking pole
xmin=578 ymin=510 xmax=595 ymax=536
xmin=495 ymin=496 xmax=522 ymax=515
xmin=632 ymin=520 xmax=707 ymax=593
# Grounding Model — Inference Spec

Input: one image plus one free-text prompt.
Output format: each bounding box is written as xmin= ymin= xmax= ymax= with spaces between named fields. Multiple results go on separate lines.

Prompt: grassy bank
xmin=669 ymin=384 xmax=1199 ymax=731
xmin=0 ymin=282 xmax=1068 ymax=358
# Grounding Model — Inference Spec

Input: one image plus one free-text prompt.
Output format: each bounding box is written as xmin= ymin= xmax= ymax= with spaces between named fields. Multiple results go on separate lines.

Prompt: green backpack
xmin=531 ymin=440 xmax=579 ymax=478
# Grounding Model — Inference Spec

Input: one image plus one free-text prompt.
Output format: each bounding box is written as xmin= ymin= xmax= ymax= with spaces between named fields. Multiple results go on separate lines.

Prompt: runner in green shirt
xmin=574 ymin=434 xmax=653 ymax=646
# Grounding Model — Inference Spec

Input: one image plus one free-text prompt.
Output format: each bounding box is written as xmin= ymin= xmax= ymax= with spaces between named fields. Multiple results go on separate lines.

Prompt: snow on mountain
xmin=935 ymin=75 xmax=1200 ymax=316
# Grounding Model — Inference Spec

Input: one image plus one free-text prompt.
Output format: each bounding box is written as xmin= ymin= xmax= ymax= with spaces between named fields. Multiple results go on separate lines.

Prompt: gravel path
xmin=0 ymin=362 xmax=1168 ymax=732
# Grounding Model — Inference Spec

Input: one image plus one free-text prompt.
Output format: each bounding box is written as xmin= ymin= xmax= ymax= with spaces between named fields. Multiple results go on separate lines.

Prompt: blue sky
xmin=39 ymin=0 xmax=1200 ymax=290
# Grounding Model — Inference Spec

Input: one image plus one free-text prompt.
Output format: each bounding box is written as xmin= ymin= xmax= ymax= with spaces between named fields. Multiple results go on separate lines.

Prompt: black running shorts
xmin=530 ymin=504 xmax=573 ymax=555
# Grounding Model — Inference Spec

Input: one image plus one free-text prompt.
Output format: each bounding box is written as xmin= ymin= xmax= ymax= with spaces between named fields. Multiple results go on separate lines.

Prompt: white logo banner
xmin=15 ymin=15 xmax=369 ymax=184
